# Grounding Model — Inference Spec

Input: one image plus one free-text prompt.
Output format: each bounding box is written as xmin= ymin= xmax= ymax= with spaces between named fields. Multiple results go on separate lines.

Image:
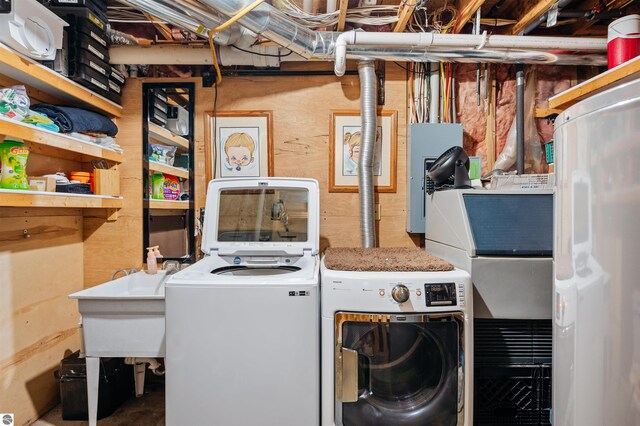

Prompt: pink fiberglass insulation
xmin=455 ymin=64 xmax=574 ymax=173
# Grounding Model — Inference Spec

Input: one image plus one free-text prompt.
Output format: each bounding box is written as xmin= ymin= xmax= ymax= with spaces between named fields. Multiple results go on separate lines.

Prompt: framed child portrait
xmin=329 ymin=110 xmax=397 ymax=193
xmin=205 ymin=110 xmax=274 ymax=182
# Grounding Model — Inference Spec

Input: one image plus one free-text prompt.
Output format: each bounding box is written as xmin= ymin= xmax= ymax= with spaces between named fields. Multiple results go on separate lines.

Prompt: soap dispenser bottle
xmin=146 ymin=247 xmax=157 ymax=275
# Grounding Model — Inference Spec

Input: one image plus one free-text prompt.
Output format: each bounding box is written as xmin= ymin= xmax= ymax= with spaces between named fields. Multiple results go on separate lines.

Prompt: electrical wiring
xmin=277 ymin=0 xmax=401 ymax=27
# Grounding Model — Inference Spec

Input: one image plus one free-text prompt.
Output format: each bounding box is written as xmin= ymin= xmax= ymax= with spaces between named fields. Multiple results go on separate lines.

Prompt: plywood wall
xmin=196 ymin=63 xmax=419 ymax=250
xmin=83 ymin=78 xmax=145 ymax=287
xmin=0 ymin=208 xmax=82 ymax=425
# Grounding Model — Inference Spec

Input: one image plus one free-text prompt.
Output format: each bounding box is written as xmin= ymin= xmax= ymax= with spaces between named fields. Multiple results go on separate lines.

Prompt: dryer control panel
xmin=424 ymin=283 xmax=458 ymax=307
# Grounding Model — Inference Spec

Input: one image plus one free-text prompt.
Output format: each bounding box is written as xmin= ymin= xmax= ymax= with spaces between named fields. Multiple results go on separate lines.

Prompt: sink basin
xmin=69 ymin=271 xmax=167 ymax=357
xmin=71 ymin=270 xmax=167 ymax=299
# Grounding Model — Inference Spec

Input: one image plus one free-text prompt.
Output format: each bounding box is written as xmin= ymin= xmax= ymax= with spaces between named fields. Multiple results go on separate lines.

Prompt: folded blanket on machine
xmin=31 ymin=104 xmax=118 ymax=136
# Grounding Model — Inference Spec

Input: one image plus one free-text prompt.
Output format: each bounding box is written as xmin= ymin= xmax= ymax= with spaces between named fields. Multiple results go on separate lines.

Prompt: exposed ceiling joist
xmin=143 ymin=12 xmax=174 ymax=40
xmin=568 ymin=0 xmax=630 ymax=35
xmin=511 ymin=0 xmax=557 ymax=34
xmin=454 ymin=0 xmax=487 ymax=33
xmin=337 ymin=0 xmax=349 ymax=31
xmin=393 ymin=2 xmax=418 ymax=32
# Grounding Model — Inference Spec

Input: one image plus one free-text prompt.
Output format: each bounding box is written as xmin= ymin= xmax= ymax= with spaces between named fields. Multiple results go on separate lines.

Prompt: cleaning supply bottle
xmin=146 ymin=247 xmax=158 ymax=275
xmin=151 ymin=173 xmax=164 ymax=200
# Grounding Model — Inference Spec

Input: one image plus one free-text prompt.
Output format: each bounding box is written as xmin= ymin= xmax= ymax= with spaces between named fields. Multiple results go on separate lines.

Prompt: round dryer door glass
xmin=336 ymin=313 xmax=463 ymax=426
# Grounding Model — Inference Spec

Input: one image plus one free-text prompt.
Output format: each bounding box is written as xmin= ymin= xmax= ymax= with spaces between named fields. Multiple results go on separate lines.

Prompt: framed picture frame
xmin=205 ymin=110 xmax=274 ymax=183
xmin=329 ymin=110 xmax=397 ymax=193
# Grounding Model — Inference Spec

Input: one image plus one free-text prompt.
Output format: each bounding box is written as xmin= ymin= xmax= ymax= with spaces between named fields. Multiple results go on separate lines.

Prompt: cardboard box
xmin=93 ymin=169 xmax=120 ymax=196
xmin=28 ymin=176 xmax=57 ymax=192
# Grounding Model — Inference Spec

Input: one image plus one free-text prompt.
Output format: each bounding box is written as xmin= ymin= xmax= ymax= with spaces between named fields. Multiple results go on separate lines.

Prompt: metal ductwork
xmin=357 ymin=60 xmax=377 ymax=248
xmin=118 ymin=0 xmax=242 ymax=45
xmin=120 ymin=0 xmax=607 ymax=67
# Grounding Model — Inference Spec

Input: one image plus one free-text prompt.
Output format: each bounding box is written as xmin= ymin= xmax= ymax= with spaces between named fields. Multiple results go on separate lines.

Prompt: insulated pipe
xmin=119 ymin=0 xmax=241 ymax=45
xmin=358 ymin=60 xmax=377 ymax=248
xmin=129 ymin=0 xmax=608 ymax=66
xmin=334 ymin=31 xmax=607 ymax=75
xmin=516 ymin=64 xmax=525 ymax=174
xmin=429 ymin=62 xmax=439 ymax=123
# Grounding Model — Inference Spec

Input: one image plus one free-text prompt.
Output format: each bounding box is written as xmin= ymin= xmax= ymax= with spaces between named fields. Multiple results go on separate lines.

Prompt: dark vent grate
xmin=475 ymin=365 xmax=552 ymax=425
xmin=474 ymin=319 xmax=552 ymax=365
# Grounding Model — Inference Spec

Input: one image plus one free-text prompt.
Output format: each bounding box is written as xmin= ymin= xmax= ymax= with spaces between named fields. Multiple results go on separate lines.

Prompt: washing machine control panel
xmin=424 ymin=283 xmax=458 ymax=307
xmin=391 ymin=284 xmax=410 ymax=303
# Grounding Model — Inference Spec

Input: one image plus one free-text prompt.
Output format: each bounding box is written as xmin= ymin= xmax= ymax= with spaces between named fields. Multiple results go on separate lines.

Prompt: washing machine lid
xmin=202 ymin=178 xmax=320 ymax=257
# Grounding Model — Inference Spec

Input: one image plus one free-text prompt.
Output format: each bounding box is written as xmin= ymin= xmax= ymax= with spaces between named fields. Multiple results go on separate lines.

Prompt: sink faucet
xmin=111 ymin=268 xmax=139 ymax=280
xmin=111 ymin=269 xmax=129 ymax=280
xmin=162 ymin=260 xmax=181 ymax=272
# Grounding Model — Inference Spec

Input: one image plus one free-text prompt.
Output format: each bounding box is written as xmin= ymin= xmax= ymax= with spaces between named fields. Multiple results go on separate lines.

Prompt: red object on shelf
xmin=608 ymin=15 xmax=640 ymax=69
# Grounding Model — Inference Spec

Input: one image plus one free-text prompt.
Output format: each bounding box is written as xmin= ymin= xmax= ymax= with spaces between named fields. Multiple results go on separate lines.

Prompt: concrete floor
xmin=34 ymin=388 xmax=165 ymax=426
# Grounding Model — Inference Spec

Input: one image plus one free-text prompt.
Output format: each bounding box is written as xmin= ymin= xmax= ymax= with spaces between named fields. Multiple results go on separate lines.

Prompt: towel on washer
xmin=323 ymin=247 xmax=453 ymax=272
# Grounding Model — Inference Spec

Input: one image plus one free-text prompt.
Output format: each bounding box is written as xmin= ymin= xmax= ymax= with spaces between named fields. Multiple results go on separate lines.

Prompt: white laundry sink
xmin=69 ymin=271 xmax=167 ymax=358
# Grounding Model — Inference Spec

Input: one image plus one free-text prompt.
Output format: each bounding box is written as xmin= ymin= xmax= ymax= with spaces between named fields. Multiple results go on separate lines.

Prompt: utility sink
xmin=69 ymin=271 xmax=167 ymax=358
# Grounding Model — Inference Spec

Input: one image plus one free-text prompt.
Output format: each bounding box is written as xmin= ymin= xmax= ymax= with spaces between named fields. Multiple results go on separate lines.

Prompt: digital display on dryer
xmin=424 ymin=283 xmax=457 ymax=307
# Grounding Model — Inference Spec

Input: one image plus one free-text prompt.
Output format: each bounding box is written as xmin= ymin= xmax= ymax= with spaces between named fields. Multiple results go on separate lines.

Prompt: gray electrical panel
xmin=406 ymin=123 xmax=462 ymax=233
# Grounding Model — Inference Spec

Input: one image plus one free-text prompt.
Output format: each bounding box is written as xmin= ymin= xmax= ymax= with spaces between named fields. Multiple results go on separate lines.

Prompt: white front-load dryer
xmin=166 ymin=178 xmax=320 ymax=426
xmin=321 ymin=259 xmax=473 ymax=426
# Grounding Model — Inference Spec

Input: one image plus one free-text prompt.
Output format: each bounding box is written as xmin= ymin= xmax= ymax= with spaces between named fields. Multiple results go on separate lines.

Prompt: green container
xmin=0 ymin=138 xmax=29 ymax=190
xmin=151 ymin=173 xmax=164 ymax=200
xmin=544 ymin=140 xmax=554 ymax=164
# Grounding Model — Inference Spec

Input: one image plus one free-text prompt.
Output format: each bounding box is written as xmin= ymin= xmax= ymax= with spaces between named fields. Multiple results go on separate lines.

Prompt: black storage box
xmin=55 ymin=351 xmax=133 ymax=421
xmin=110 ymin=66 xmax=126 ymax=86
xmin=69 ymin=31 xmax=110 ymax=63
xmin=49 ymin=5 xmax=109 ymax=34
xmin=107 ymin=79 xmax=122 ymax=104
xmin=67 ymin=62 xmax=109 ymax=97
xmin=41 ymin=0 xmax=107 ymax=13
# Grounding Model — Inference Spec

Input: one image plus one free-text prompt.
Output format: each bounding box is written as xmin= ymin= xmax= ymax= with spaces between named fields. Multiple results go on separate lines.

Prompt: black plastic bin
xmin=55 ymin=351 xmax=134 ymax=421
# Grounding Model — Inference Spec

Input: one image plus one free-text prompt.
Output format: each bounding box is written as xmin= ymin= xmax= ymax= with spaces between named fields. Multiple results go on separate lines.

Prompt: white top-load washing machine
xmin=166 ymin=177 xmax=320 ymax=426
xmin=321 ymin=262 xmax=473 ymax=426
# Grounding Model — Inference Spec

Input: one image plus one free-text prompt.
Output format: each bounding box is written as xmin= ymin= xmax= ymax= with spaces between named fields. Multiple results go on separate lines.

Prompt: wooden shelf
xmin=148 ymin=122 xmax=189 ymax=150
xmin=534 ymin=108 xmax=563 ymax=118
xmin=0 ymin=43 xmax=122 ymax=118
xmin=149 ymin=199 xmax=189 ymax=210
xmin=149 ymin=160 xmax=189 ymax=179
xmin=549 ymin=56 xmax=640 ymax=111
xmin=0 ymin=189 xmax=123 ymax=208
xmin=0 ymin=117 xmax=122 ymax=163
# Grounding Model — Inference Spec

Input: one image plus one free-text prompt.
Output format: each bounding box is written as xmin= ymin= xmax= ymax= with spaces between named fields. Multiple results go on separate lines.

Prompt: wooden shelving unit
xmin=149 ymin=199 xmax=190 ymax=210
xmin=148 ymin=122 xmax=189 ymax=150
xmin=0 ymin=117 xmax=123 ymax=163
xmin=0 ymin=189 xmax=123 ymax=208
xmin=0 ymin=43 xmax=122 ymax=118
xmin=548 ymin=56 xmax=640 ymax=111
xmin=149 ymin=160 xmax=189 ymax=179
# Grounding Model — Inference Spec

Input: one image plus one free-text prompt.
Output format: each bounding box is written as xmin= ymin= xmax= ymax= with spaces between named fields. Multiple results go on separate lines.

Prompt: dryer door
xmin=335 ymin=312 xmax=465 ymax=426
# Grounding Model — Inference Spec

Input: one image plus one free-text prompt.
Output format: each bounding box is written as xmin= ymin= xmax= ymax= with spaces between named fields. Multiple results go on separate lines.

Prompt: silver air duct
xmin=192 ymin=0 xmax=606 ymax=66
xmin=358 ymin=60 xmax=377 ymax=248
xmin=118 ymin=0 xmax=241 ymax=45
xmin=120 ymin=0 xmax=608 ymax=66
